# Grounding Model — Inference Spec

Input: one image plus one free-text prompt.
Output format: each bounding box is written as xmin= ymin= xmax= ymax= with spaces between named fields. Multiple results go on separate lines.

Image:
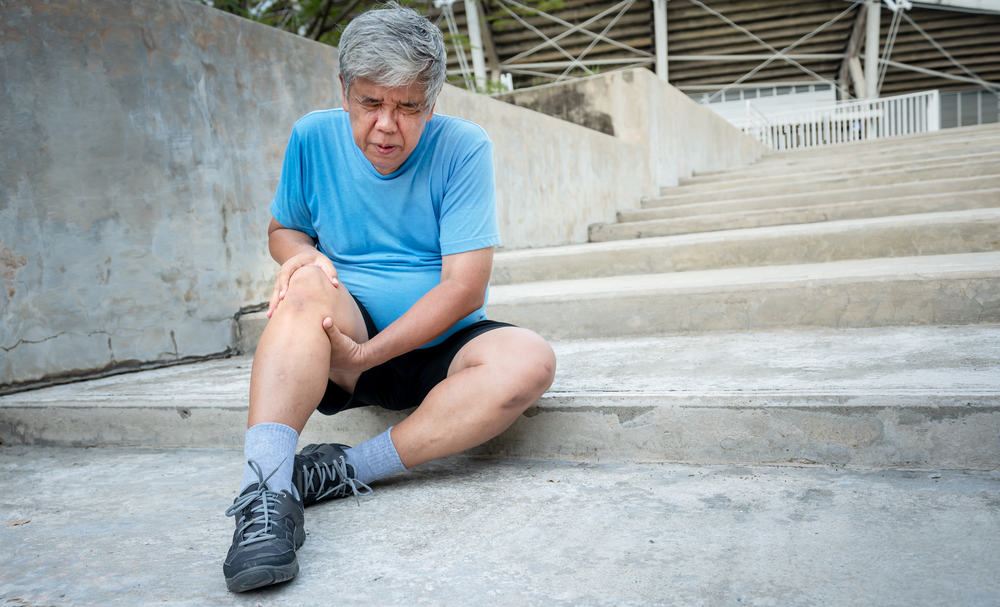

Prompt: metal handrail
xmin=742 ymin=89 xmax=941 ymax=151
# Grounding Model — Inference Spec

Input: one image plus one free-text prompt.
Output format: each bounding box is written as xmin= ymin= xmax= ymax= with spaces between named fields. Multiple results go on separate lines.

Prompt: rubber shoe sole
xmin=226 ymin=561 xmax=299 ymax=593
xmin=224 ymin=518 xmax=305 ymax=592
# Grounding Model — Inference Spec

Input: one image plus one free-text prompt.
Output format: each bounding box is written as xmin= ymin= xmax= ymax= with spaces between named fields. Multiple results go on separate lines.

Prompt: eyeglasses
xmin=350 ymin=94 xmax=427 ymax=119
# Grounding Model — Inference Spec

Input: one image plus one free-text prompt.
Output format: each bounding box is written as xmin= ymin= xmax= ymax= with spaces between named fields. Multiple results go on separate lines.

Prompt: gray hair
xmin=339 ymin=3 xmax=447 ymax=109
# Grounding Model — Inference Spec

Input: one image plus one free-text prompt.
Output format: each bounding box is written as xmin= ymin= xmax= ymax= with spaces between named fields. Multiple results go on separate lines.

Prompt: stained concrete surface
xmin=3 ymin=326 xmax=999 ymax=468
xmin=1 ymin=446 xmax=998 ymax=606
xmin=4 ymin=0 xmax=698 ymax=388
xmin=0 ymin=0 xmax=344 ymax=386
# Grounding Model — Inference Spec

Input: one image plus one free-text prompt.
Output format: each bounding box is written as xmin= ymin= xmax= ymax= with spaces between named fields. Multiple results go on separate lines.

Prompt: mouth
xmin=372 ymin=143 xmax=397 ymax=155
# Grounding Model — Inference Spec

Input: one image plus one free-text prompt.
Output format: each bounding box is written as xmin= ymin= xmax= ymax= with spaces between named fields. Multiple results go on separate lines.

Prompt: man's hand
xmin=322 ymin=316 xmax=370 ymax=372
xmin=267 ymin=250 xmax=340 ymax=318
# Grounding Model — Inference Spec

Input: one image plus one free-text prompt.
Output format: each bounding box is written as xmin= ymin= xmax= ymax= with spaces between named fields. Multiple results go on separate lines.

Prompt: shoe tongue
xmin=242 ymin=481 xmax=284 ymax=495
xmin=240 ymin=482 xmax=263 ymax=496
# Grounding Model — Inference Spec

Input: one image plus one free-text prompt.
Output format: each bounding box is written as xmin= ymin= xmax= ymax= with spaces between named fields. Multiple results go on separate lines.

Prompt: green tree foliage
xmin=201 ymin=0 xmax=567 ymax=90
xmin=201 ymin=0 xmax=426 ymax=46
xmin=203 ymin=0 xmax=564 ymax=47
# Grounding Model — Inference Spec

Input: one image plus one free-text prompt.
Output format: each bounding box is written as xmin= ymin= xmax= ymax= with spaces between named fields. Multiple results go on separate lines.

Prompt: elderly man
xmin=222 ymin=4 xmax=556 ymax=593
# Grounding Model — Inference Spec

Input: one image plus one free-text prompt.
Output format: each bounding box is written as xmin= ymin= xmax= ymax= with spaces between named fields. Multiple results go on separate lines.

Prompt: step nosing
xmin=662 ymin=157 xmax=1000 ymax=194
xmin=613 ymin=190 xmax=1000 ymax=228
xmin=504 ymin=209 xmax=1000 ymax=259
xmin=658 ymin=172 xmax=1000 ymax=201
xmin=542 ymin=390 xmax=1000 ymax=400
xmin=641 ymin=178 xmax=1000 ymax=212
xmin=490 ymin=254 xmax=1000 ymax=302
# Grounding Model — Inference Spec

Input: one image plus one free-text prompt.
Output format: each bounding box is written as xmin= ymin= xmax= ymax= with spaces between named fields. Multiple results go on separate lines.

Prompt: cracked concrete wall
xmin=0 ymin=0 xmax=342 ymax=386
xmin=1 ymin=0 xmax=650 ymax=387
xmin=498 ymin=69 xmax=767 ymax=191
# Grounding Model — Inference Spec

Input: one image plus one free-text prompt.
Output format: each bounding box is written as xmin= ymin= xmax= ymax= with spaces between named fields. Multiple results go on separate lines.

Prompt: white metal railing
xmin=743 ymin=89 xmax=941 ymax=151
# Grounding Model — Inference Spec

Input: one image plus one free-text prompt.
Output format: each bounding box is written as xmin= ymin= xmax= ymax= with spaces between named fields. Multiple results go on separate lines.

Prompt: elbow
xmin=465 ymin=290 xmax=486 ymax=317
xmin=456 ymin=282 xmax=487 ymax=317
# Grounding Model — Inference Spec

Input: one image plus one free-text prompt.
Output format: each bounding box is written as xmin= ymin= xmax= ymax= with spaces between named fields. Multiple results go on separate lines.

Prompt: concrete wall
xmin=0 ymin=0 xmax=647 ymax=387
xmin=0 ymin=0 xmax=342 ymax=387
xmin=497 ymin=68 xmax=767 ymax=191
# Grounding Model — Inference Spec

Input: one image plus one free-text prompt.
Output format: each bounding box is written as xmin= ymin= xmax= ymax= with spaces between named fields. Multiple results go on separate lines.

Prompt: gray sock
xmin=344 ymin=426 xmax=407 ymax=485
xmin=239 ymin=422 xmax=299 ymax=494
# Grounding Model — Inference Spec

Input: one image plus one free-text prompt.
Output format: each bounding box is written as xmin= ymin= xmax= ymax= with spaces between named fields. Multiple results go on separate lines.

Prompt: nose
xmin=374 ymin=105 xmax=398 ymax=132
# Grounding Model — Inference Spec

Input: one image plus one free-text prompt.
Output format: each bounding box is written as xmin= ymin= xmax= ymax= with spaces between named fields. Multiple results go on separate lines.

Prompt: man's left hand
xmin=322 ymin=316 xmax=369 ymax=373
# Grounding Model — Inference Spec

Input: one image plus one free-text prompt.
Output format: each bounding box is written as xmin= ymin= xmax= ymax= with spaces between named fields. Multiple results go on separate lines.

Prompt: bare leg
xmin=248 ymin=265 xmax=369 ymax=433
xmin=389 ymin=327 xmax=556 ymax=468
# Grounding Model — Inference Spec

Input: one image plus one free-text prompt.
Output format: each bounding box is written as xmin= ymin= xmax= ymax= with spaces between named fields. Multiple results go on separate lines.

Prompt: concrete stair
xmin=2 ymin=325 xmax=998 ymax=469
xmin=681 ymin=123 xmax=1000 ymax=182
xmin=589 ymin=127 xmax=1000 ymax=242
xmin=636 ymin=162 xmax=1000 ymax=211
xmin=3 ymin=126 xmax=999 ymax=471
xmin=620 ymin=175 xmax=1000 ymax=222
xmin=591 ymin=189 xmax=1000 ymax=240
xmin=487 ymin=124 xmax=1000 ymax=468
xmin=646 ymin=155 xmax=1000 ymax=207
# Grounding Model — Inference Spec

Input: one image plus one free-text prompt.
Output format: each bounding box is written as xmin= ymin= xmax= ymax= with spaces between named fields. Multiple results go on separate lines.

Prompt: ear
xmin=425 ymin=100 xmax=436 ymax=123
xmin=340 ymin=74 xmax=349 ymax=109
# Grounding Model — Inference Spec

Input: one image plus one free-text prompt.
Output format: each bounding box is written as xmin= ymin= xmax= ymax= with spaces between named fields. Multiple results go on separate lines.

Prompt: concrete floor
xmin=2 ymin=446 xmax=998 ymax=606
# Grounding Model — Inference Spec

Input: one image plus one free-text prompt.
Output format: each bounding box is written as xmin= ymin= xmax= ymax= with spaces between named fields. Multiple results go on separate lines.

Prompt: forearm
xmin=359 ymin=278 xmax=484 ymax=368
xmin=268 ymin=223 xmax=318 ymax=265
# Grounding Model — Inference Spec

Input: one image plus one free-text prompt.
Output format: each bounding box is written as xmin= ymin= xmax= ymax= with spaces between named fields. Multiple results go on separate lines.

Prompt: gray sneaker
xmin=293 ymin=443 xmax=372 ymax=507
xmin=223 ymin=461 xmax=305 ymax=593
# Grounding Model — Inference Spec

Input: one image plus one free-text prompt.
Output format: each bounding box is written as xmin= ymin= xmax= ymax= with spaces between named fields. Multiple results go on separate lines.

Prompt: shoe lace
xmin=224 ymin=459 xmax=285 ymax=547
xmin=298 ymin=455 xmax=373 ymax=506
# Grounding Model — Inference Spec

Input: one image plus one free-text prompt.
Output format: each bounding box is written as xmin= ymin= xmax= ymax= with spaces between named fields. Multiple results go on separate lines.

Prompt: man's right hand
xmin=267 ymin=250 xmax=340 ymax=318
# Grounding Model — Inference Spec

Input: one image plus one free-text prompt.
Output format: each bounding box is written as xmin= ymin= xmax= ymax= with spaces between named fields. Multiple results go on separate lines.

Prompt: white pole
xmin=865 ymin=0 xmax=880 ymax=99
xmin=653 ymin=0 xmax=668 ymax=82
xmin=849 ymin=56 xmax=867 ymax=99
xmin=928 ymin=89 xmax=940 ymax=132
xmin=464 ymin=0 xmax=487 ymax=91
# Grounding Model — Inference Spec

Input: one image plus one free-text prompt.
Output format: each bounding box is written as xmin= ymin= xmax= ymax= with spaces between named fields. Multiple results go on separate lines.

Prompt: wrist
xmin=356 ymin=338 xmax=380 ymax=371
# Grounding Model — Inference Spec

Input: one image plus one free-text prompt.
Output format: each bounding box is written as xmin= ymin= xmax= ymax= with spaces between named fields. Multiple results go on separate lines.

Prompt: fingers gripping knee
xmin=278 ymin=265 xmax=339 ymax=314
xmin=281 ymin=266 xmax=367 ymax=344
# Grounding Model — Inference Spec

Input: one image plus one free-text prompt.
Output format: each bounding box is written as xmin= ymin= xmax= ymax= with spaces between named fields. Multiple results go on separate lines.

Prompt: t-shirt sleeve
xmin=438 ymin=135 xmax=501 ymax=256
xmin=269 ymin=126 xmax=318 ymax=239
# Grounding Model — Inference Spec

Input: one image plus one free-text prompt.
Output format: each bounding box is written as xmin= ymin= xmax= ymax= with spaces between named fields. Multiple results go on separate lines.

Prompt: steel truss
xmin=439 ymin=0 xmax=1000 ymax=98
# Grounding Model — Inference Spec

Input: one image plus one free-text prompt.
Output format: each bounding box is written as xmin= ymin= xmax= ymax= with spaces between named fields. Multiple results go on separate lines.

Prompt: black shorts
xmin=317 ymin=296 xmax=514 ymax=415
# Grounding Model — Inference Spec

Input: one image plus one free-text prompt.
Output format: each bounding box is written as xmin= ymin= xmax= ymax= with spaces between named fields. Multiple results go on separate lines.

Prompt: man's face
xmin=342 ymin=76 xmax=435 ymax=175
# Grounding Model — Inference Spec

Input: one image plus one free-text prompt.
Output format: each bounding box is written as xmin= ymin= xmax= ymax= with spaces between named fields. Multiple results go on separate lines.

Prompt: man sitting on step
xmin=222 ymin=3 xmax=556 ymax=593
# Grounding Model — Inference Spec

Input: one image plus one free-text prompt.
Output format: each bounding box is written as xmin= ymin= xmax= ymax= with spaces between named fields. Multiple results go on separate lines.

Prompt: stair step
xmin=2 ymin=326 xmax=997 ymax=468
xmin=667 ymin=151 xmax=1000 ymax=197
xmin=757 ymin=122 xmax=1000 ymax=157
xmin=623 ymin=176 xmax=1000 ymax=223
xmin=758 ymin=123 xmax=1000 ymax=162
xmin=754 ymin=133 xmax=1000 ymax=168
xmin=592 ymin=189 xmax=1000 ymax=241
xmin=685 ymin=134 xmax=1000 ymax=184
xmin=651 ymin=157 xmax=1000 ymax=207
xmin=487 ymin=252 xmax=1000 ymax=338
xmin=493 ymin=209 xmax=1000 ymax=284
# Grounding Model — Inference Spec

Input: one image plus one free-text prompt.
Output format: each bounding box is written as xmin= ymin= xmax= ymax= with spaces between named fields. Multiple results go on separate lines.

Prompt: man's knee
xmin=514 ymin=336 xmax=556 ymax=398
xmin=488 ymin=330 xmax=556 ymax=407
xmin=281 ymin=265 xmax=338 ymax=312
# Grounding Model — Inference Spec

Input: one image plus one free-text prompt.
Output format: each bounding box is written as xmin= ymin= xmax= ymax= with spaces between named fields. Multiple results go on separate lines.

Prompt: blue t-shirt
xmin=270 ymin=109 xmax=500 ymax=347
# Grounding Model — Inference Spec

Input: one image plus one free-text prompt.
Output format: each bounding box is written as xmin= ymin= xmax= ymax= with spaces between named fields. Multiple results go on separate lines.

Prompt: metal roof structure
xmin=430 ymin=0 xmax=1000 ymax=99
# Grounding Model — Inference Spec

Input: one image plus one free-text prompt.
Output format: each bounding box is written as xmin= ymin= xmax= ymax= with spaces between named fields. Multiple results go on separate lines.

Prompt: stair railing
xmin=743 ymin=89 xmax=941 ymax=151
